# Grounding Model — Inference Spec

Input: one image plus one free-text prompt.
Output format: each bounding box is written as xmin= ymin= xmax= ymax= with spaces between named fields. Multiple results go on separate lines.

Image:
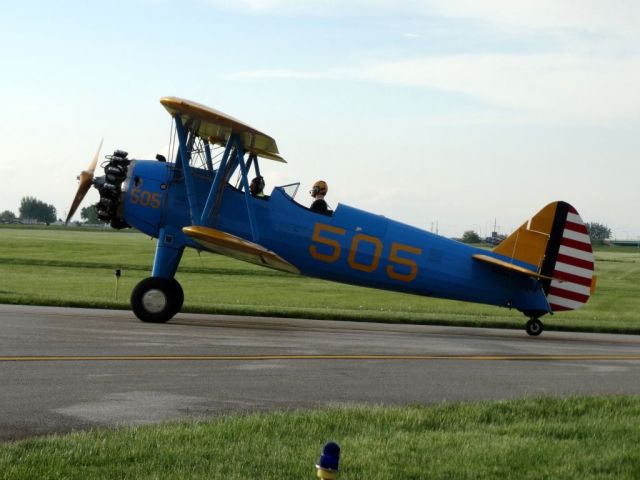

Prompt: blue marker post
xmin=316 ymin=442 xmax=340 ymax=479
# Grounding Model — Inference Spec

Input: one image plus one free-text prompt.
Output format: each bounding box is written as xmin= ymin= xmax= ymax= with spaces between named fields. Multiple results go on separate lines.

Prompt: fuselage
xmin=117 ymin=159 xmax=550 ymax=314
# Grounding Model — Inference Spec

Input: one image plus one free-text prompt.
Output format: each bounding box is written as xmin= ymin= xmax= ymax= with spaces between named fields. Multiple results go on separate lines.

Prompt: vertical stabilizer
xmin=493 ymin=201 xmax=595 ymax=312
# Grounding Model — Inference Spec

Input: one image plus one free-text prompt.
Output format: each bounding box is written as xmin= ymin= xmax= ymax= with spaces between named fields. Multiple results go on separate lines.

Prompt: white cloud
xmin=355 ymin=54 xmax=640 ymax=122
xmin=203 ymin=0 xmax=342 ymax=14
xmin=205 ymin=0 xmax=640 ymax=41
xmin=420 ymin=0 xmax=640 ymax=40
xmin=225 ymin=69 xmax=337 ymax=80
xmin=228 ymin=53 xmax=640 ymax=123
xmin=217 ymin=0 xmax=640 ymax=123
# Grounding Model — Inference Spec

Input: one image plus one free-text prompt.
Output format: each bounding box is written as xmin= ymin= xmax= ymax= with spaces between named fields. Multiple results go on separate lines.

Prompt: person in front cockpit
xmin=249 ymin=176 xmax=265 ymax=198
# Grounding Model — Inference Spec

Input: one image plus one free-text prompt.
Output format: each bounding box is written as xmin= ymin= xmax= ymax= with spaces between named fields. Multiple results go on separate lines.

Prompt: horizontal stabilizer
xmin=472 ymin=254 xmax=554 ymax=280
xmin=183 ymin=226 xmax=300 ymax=274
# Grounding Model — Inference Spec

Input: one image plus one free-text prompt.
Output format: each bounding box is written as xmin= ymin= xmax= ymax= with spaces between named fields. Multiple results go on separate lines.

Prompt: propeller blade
xmin=65 ymin=139 xmax=103 ymax=225
xmin=87 ymin=137 xmax=104 ymax=175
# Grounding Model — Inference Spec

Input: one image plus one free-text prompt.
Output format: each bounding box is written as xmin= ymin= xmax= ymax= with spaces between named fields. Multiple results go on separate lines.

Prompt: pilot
xmin=310 ymin=180 xmax=331 ymax=214
xmin=249 ymin=176 xmax=266 ymax=198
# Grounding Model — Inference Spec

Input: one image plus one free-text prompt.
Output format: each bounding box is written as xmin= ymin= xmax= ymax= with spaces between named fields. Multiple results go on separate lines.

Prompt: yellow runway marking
xmin=1 ymin=354 xmax=640 ymax=362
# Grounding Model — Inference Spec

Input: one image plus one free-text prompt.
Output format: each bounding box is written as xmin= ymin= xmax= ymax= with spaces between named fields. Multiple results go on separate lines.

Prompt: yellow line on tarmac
xmin=1 ymin=354 xmax=640 ymax=362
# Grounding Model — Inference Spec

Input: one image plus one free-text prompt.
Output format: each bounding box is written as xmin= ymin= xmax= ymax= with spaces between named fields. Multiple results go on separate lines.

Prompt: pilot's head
xmin=250 ymin=176 xmax=265 ymax=196
xmin=310 ymin=180 xmax=328 ymax=198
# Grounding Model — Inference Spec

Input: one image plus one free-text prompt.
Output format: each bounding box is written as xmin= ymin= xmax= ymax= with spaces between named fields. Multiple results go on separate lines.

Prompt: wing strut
xmin=172 ymin=110 xmax=261 ymax=242
xmin=196 ymin=133 xmax=260 ymax=242
xmin=237 ymin=145 xmax=259 ymax=242
xmin=174 ymin=115 xmax=200 ymax=224
xmin=246 ymin=153 xmax=260 ymax=178
xmin=203 ymin=139 xmax=214 ymax=172
xmin=200 ymin=134 xmax=233 ymax=225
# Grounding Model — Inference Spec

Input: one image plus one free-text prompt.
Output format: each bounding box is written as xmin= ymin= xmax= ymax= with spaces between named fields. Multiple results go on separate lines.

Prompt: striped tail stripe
xmin=547 ymin=204 xmax=594 ymax=312
xmin=556 ymin=253 xmax=594 ymax=271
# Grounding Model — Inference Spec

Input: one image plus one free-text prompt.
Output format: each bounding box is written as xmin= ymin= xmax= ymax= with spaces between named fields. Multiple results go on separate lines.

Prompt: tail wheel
xmin=131 ymin=277 xmax=181 ymax=323
xmin=525 ymin=318 xmax=544 ymax=337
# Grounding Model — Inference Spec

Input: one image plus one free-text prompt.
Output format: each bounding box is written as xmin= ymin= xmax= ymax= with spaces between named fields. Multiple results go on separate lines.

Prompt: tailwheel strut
xmin=525 ymin=318 xmax=544 ymax=337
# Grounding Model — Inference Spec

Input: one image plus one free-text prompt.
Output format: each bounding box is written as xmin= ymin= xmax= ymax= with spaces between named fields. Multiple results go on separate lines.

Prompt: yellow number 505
xmin=309 ymin=223 xmax=422 ymax=282
xmin=130 ymin=188 xmax=161 ymax=209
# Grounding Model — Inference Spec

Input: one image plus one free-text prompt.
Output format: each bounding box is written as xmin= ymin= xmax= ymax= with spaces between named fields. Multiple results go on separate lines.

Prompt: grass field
xmin=1 ymin=226 xmax=639 ymax=333
xmin=1 ymin=396 xmax=639 ymax=479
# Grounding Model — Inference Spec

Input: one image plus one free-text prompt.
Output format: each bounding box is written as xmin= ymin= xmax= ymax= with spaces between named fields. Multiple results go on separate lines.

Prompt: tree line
xmin=0 ymin=197 xmax=102 ymax=224
xmin=460 ymin=221 xmax=612 ymax=244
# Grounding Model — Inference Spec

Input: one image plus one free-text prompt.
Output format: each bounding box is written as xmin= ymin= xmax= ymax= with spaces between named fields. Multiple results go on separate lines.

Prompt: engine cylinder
xmin=95 ymin=150 xmax=131 ymax=229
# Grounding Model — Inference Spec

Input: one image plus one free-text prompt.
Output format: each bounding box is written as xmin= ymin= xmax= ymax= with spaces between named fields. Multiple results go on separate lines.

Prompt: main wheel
xmin=169 ymin=278 xmax=184 ymax=316
xmin=131 ymin=277 xmax=180 ymax=323
xmin=525 ymin=318 xmax=544 ymax=337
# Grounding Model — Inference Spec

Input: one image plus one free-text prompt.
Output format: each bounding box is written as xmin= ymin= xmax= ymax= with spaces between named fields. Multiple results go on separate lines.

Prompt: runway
xmin=1 ymin=304 xmax=640 ymax=441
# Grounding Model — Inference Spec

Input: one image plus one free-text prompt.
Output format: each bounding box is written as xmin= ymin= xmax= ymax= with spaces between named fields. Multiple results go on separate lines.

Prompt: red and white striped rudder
xmin=544 ymin=204 xmax=595 ymax=312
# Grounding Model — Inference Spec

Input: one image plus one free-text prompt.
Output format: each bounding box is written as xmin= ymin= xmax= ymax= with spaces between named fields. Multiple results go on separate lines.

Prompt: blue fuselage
xmin=121 ymin=160 xmax=550 ymax=314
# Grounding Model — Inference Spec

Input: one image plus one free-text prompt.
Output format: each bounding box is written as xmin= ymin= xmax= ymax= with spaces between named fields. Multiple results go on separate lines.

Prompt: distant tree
xmin=19 ymin=196 xmax=57 ymax=224
xmin=81 ymin=205 xmax=103 ymax=224
xmin=585 ymin=222 xmax=611 ymax=240
xmin=461 ymin=230 xmax=482 ymax=244
xmin=0 ymin=210 xmax=17 ymax=223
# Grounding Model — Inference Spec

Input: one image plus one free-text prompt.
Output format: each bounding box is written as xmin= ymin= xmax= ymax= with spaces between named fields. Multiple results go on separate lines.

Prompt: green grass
xmin=1 ymin=226 xmax=639 ymax=333
xmin=1 ymin=396 xmax=639 ymax=479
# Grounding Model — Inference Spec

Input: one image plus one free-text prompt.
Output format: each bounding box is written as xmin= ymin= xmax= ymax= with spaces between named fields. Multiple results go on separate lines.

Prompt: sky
xmin=0 ymin=0 xmax=638 ymax=238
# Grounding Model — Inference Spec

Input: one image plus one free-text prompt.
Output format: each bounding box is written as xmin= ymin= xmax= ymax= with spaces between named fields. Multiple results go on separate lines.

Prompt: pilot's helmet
xmin=250 ymin=176 xmax=265 ymax=194
xmin=310 ymin=180 xmax=328 ymax=197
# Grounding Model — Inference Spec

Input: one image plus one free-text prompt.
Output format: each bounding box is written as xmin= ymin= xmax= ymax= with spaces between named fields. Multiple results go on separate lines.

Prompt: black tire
xmin=131 ymin=277 xmax=179 ymax=323
xmin=169 ymin=278 xmax=184 ymax=317
xmin=525 ymin=318 xmax=544 ymax=337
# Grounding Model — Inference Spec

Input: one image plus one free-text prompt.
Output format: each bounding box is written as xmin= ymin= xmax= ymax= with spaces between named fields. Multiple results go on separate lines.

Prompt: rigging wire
xmin=167 ymin=116 xmax=175 ymax=164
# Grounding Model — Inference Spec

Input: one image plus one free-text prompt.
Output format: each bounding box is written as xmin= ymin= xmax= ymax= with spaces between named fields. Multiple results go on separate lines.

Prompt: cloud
xmin=205 ymin=0 xmax=640 ymax=41
xmin=355 ymin=54 xmax=640 ymax=122
xmin=202 ymin=0 xmax=343 ymax=14
xmin=420 ymin=0 xmax=640 ymax=40
xmin=227 ymin=53 xmax=640 ymax=123
xmin=215 ymin=0 xmax=640 ymax=123
xmin=225 ymin=69 xmax=337 ymax=80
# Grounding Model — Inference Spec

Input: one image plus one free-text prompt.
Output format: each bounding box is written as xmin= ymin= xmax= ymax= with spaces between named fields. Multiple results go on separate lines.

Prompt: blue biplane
xmin=67 ymin=97 xmax=596 ymax=336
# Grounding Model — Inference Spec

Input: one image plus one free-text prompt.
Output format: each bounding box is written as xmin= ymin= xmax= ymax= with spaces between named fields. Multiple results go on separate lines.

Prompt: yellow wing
xmin=183 ymin=226 xmax=299 ymax=274
xmin=160 ymin=96 xmax=285 ymax=163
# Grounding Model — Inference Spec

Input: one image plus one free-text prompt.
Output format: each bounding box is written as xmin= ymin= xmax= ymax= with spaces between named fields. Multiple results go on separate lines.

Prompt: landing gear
xmin=525 ymin=318 xmax=544 ymax=337
xmin=131 ymin=277 xmax=183 ymax=323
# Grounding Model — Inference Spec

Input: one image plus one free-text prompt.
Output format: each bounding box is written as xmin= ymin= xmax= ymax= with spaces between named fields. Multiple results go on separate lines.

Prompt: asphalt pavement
xmin=1 ymin=304 xmax=639 ymax=441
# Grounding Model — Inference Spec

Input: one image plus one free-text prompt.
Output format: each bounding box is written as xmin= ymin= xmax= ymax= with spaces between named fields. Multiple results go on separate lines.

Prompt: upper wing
xmin=160 ymin=96 xmax=286 ymax=163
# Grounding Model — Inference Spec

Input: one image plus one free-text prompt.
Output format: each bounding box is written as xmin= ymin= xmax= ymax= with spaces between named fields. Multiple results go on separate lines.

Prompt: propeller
xmin=65 ymin=138 xmax=104 ymax=225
